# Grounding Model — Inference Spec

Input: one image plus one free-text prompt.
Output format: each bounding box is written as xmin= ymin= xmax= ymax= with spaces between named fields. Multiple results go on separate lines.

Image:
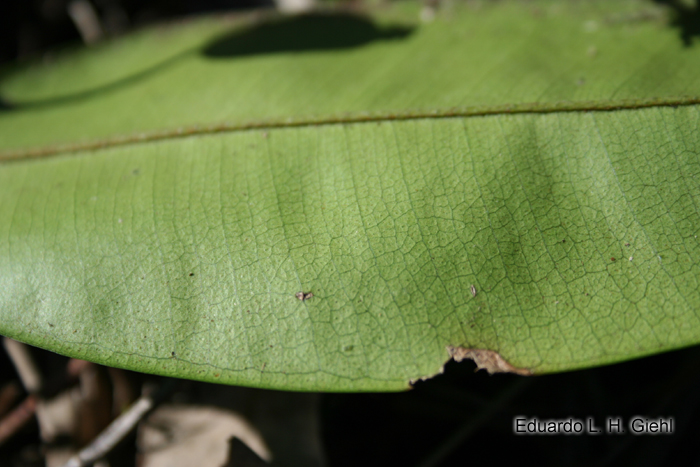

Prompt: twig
xmin=274 ymin=0 xmax=315 ymax=14
xmin=0 ymin=395 xmax=37 ymax=446
xmin=3 ymin=338 xmax=42 ymax=393
xmin=67 ymin=0 xmax=104 ymax=44
xmin=0 ymin=382 xmax=21 ymax=417
xmin=62 ymin=379 xmax=178 ymax=467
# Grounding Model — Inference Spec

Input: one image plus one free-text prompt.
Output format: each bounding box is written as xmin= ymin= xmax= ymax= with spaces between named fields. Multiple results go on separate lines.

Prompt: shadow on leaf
xmin=654 ymin=0 xmax=700 ymax=46
xmin=202 ymin=13 xmax=413 ymax=58
xmin=0 ymin=49 xmax=192 ymax=112
xmin=0 ymin=98 xmax=14 ymax=110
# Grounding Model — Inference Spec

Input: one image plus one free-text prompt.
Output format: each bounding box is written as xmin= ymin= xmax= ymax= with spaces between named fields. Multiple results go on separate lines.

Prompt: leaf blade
xmin=1 ymin=0 xmax=699 ymax=391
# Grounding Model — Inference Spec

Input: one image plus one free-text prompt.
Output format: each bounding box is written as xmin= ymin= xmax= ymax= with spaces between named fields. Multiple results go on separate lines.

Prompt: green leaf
xmin=1 ymin=0 xmax=699 ymax=391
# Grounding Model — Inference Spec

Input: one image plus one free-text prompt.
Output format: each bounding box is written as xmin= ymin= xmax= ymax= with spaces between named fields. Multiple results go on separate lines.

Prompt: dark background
xmin=2 ymin=343 xmax=700 ymax=466
xmin=0 ymin=0 xmax=273 ymax=67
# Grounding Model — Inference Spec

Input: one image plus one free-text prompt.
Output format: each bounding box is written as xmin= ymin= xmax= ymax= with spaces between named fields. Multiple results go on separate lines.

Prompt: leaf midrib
xmin=2 ymin=95 xmax=699 ymax=161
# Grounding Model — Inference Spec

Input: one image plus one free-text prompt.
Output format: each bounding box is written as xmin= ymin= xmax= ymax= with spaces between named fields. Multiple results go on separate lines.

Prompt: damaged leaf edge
xmin=409 ymin=346 xmax=533 ymax=385
xmin=447 ymin=346 xmax=533 ymax=376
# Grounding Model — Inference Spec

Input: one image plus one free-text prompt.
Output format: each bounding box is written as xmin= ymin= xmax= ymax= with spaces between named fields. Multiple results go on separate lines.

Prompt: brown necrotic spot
xmin=447 ymin=346 xmax=532 ymax=376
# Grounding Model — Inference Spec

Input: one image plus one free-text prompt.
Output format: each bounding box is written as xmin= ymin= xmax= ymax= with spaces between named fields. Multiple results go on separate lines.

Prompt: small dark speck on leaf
xmin=48 ymin=323 xmax=54 ymax=327
xmin=611 ymin=257 xmax=616 ymax=262
xmin=625 ymin=243 xmax=630 ymax=247
xmin=343 ymin=345 xmax=354 ymax=352
xmin=296 ymin=291 xmax=314 ymax=301
xmin=171 ymin=351 xmax=176 ymax=358
xmin=189 ymin=273 xmax=194 ymax=276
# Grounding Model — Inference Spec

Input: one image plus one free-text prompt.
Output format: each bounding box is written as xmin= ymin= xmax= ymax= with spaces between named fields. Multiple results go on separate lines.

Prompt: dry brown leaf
xmin=138 ymin=405 xmax=271 ymax=467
